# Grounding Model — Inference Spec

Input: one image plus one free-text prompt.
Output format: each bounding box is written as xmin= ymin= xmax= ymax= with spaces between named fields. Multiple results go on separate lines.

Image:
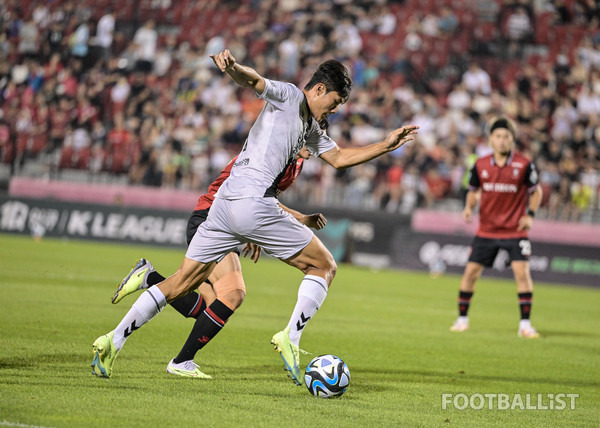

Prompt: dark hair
xmin=488 ymin=116 xmax=516 ymax=137
xmin=304 ymin=59 xmax=352 ymax=102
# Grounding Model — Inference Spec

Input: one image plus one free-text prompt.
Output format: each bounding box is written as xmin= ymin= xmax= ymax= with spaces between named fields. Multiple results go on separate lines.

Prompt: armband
xmin=527 ymin=209 xmax=536 ymax=218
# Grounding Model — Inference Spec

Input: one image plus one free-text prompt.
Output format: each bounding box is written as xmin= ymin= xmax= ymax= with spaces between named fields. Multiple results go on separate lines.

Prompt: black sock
xmin=173 ymin=299 xmax=234 ymax=364
xmin=458 ymin=291 xmax=473 ymax=317
xmin=170 ymin=292 xmax=205 ymax=318
xmin=147 ymin=271 xmax=165 ymax=286
xmin=518 ymin=292 xmax=533 ymax=320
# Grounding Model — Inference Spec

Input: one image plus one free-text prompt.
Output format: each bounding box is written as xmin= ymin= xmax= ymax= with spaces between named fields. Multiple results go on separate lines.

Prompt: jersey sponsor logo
xmin=482 ymin=182 xmax=518 ymax=193
xmin=512 ymin=162 xmax=524 ymax=167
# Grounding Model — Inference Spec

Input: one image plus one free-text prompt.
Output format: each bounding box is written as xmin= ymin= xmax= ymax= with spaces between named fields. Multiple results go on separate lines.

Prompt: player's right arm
xmin=210 ymin=49 xmax=266 ymax=94
xmin=463 ymin=162 xmax=481 ymax=223
xmin=463 ymin=190 xmax=480 ymax=223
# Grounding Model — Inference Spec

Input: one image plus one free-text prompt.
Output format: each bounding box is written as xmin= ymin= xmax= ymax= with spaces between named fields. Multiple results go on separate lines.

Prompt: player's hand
xmin=384 ymin=125 xmax=419 ymax=151
xmin=517 ymin=215 xmax=533 ymax=231
xmin=241 ymin=242 xmax=262 ymax=263
xmin=462 ymin=207 xmax=473 ymax=223
xmin=210 ymin=49 xmax=236 ymax=72
xmin=302 ymin=213 xmax=327 ymax=230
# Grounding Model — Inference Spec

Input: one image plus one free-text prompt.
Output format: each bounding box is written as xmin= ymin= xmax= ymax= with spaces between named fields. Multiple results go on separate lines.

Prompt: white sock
xmin=286 ymin=275 xmax=328 ymax=346
xmin=113 ymin=286 xmax=166 ymax=350
xmin=458 ymin=316 xmax=469 ymax=323
xmin=519 ymin=319 xmax=531 ymax=328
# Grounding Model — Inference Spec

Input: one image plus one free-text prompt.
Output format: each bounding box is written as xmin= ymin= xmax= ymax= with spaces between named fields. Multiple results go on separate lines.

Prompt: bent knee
xmin=213 ymin=271 xmax=246 ymax=310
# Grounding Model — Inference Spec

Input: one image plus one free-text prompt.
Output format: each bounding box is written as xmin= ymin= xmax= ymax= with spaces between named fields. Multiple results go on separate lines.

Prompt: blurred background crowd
xmin=1 ymin=0 xmax=600 ymax=221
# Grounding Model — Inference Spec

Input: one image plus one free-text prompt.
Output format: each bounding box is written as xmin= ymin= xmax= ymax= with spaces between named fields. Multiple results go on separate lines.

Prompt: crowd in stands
xmin=1 ymin=0 xmax=600 ymax=221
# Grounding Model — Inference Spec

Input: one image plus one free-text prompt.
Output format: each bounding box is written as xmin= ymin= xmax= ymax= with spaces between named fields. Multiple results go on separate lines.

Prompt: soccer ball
xmin=304 ymin=354 xmax=350 ymax=398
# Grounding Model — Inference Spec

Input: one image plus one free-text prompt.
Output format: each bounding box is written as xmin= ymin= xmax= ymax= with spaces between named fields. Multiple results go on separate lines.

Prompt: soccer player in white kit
xmin=91 ymin=49 xmax=419 ymax=384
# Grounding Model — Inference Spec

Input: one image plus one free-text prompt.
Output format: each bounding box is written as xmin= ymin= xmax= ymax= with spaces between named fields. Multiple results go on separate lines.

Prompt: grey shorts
xmin=185 ymin=197 xmax=314 ymax=263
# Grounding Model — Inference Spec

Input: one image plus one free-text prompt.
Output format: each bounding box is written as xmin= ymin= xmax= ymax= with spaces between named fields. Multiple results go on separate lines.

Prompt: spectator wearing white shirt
xmin=95 ymin=10 xmax=115 ymax=63
xmin=462 ymin=62 xmax=492 ymax=95
xmin=133 ymin=20 xmax=158 ymax=73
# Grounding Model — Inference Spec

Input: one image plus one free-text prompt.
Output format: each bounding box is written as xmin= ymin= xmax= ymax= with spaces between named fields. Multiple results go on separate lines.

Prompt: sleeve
xmin=256 ymin=78 xmax=298 ymax=110
xmin=468 ymin=163 xmax=480 ymax=189
xmin=305 ymin=122 xmax=337 ymax=157
xmin=524 ymin=161 xmax=539 ymax=189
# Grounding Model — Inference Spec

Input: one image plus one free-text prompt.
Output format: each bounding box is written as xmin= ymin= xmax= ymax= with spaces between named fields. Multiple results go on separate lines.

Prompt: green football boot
xmin=166 ymin=359 xmax=212 ymax=379
xmin=271 ymin=326 xmax=306 ymax=386
xmin=91 ymin=331 xmax=119 ymax=378
xmin=112 ymin=258 xmax=154 ymax=304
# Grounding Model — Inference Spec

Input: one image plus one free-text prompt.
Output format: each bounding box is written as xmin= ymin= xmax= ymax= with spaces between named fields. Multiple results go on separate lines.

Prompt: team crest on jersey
xmin=481 ymin=169 xmax=489 ymax=179
xmin=513 ymin=168 xmax=519 ymax=177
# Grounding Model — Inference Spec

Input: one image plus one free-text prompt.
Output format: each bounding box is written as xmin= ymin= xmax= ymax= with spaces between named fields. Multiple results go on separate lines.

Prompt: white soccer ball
xmin=304 ymin=354 xmax=350 ymax=398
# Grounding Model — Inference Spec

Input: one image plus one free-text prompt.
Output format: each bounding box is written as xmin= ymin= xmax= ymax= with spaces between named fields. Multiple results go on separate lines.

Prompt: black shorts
xmin=186 ymin=208 xmax=240 ymax=256
xmin=468 ymin=236 xmax=532 ymax=267
xmin=186 ymin=209 xmax=209 ymax=246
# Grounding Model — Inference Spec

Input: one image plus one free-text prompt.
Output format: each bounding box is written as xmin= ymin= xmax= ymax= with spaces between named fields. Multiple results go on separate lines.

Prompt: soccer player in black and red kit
xmin=450 ymin=116 xmax=543 ymax=338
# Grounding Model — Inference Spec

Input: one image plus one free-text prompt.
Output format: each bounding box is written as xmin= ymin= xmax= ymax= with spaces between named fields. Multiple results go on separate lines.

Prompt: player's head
xmin=487 ymin=116 xmax=516 ymax=156
xmin=304 ymin=60 xmax=352 ymax=121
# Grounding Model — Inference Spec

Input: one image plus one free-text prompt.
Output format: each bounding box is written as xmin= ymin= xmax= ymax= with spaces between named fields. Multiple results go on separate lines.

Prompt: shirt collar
xmin=301 ymin=93 xmax=313 ymax=126
xmin=490 ymin=151 xmax=514 ymax=166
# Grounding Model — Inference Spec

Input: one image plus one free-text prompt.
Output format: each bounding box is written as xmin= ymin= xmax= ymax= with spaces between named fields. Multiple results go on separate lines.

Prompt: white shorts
xmin=185 ymin=197 xmax=314 ymax=263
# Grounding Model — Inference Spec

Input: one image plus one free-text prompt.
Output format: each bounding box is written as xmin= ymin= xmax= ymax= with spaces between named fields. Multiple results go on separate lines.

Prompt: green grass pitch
xmin=0 ymin=234 xmax=599 ymax=427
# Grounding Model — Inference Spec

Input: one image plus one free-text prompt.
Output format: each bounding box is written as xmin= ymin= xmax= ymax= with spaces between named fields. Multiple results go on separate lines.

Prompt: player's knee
xmin=213 ymin=271 xmax=246 ymax=310
xmin=222 ymin=289 xmax=245 ymax=310
xmin=318 ymin=254 xmax=337 ymax=285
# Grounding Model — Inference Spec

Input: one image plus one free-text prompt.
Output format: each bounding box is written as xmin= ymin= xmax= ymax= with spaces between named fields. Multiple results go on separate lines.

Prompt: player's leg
xmin=450 ymin=262 xmax=484 ymax=332
xmin=91 ymin=257 xmax=216 ymax=378
xmin=167 ymin=253 xmax=246 ymax=378
xmin=505 ymin=238 xmax=539 ymax=338
xmin=112 ymin=210 xmax=209 ymax=305
xmin=271 ymin=235 xmax=336 ymax=385
xmin=512 ymin=261 xmax=539 ymax=338
xmin=451 ymin=236 xmax=497 ymax=332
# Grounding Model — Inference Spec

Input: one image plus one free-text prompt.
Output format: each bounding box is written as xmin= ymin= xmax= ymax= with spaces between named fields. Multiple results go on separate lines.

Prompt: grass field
xmin=0 ymin=234 xmax=599 ymax=427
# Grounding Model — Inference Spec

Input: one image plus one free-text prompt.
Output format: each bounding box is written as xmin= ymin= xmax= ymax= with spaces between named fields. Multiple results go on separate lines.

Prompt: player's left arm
xmin=319 ymin=125 xmax=419 ymax=169
xmin=518 ymin=162 xmax=543 ymax=231
xmin=279 ymin=203 xmax=327 ymax=230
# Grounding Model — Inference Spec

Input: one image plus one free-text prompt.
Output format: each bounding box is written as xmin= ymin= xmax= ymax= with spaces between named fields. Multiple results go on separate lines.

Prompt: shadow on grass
xmin=540 ymin=329 xmax=600 ymax=338
xmin=356 ymin=367 xmax=600 ymax=389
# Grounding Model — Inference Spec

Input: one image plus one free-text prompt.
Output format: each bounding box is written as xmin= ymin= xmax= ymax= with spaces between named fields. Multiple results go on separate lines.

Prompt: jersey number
xmin=519 ymin=240 xmax=532 ymax=256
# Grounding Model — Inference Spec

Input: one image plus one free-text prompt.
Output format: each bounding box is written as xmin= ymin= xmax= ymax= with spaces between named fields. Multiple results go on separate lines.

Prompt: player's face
xmin=313 ymin=87 xmax=345 ymax=121
xmin=489 ymin=128 xmax=514 ymax=156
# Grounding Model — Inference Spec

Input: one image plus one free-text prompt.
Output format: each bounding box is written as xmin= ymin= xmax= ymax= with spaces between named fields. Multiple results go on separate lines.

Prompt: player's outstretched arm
xmin=210 ymin=49 xmax=266 ymax=94
xmin=279 ymin=203 xmax=327 ymax=230
xmin=319 ymin=125 xmax=419 ymax=169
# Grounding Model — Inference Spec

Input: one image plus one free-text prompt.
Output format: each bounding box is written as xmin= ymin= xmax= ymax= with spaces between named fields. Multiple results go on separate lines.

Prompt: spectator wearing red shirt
xmin=450 ymin=116 xmax=543 ymax=339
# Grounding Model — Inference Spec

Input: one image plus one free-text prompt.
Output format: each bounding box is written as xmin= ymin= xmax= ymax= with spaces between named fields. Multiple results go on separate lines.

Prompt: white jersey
xmin=216 ymin=78 xmax=337 ymax=199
